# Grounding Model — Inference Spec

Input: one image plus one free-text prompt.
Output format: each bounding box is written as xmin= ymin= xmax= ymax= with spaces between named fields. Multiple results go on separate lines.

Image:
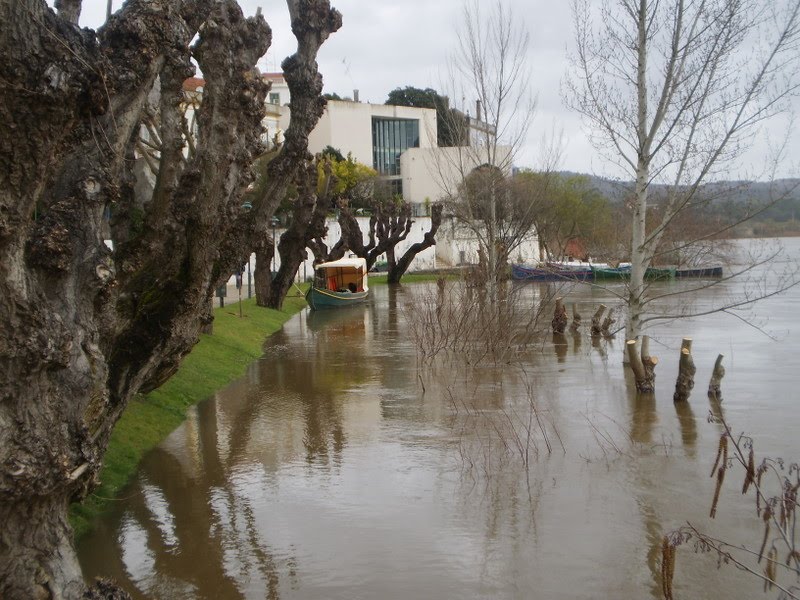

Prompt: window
xmin=269 ymin=92 xmax=281 ymax=105
xmin=371 ymin=117 xmax=419 ymax=176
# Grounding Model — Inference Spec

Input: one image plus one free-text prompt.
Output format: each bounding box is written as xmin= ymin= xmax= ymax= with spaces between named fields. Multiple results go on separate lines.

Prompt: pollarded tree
xmin=336 ymin=194 xmax=444 ymax=283
xmin=566 ymin=0 xmax=800 ymax=377
xmin=0 ymin=1 xmax=341 ymax=597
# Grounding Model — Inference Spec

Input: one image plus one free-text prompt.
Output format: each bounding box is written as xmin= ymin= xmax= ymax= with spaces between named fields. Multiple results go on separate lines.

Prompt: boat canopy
xmin=313 ymin=257 xmax=369 ymax=292
xmin=314 ymin=257 xmax=368 ymax=271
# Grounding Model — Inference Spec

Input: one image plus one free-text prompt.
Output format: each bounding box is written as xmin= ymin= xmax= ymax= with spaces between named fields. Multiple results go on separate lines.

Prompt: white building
xmin=280 ymin=98 xmax=538 ymax=268
xmin=185 ymin=74 xmax=540 ymax=278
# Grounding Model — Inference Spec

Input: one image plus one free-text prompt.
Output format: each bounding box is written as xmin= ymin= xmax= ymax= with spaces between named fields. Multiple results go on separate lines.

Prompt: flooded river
xmin=79 ymin=239 xmax=800 ymax=599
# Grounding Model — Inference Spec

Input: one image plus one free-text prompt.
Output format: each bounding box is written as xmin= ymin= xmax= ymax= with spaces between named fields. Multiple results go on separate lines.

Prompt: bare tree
xmin=437 ymin=0 xmax=539 ymax=300
xmin=566 ymin=0 xmax=800 ymax=371
xmin=336 ymin=197 xmax=444 ymax=283
xmin=0 ymin=1 xmax=340 ymax=597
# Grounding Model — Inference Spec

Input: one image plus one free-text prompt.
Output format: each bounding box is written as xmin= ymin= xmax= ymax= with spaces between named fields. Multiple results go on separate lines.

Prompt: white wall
xmin=228 ymin=215 xmax=439 ymax=287
xmin=288 ymin=101 xmax=438 ymax=165
xmin=400 ymin=145 xmax=513 ymax=205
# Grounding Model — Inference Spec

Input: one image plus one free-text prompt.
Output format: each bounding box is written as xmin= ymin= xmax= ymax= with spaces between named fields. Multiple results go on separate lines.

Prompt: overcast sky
xmin=56 ymin=1 xmax=798 ymax=180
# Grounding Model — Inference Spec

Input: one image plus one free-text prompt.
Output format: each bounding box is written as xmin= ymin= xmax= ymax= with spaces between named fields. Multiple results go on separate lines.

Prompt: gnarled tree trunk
xmin=0 ymin=1 xmax=341 ymax=597
xmin=257 ymin=160 xmax=333 ymax=309
xmin=386 ymin=203 xmax=443 ymax=283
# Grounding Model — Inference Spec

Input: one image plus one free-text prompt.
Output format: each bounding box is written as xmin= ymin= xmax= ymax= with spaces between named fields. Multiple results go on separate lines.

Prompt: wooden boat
xmin=306 ymin=257 xmax=369 ymax=310
xmin=676 ymin=265 xmax=723 ymax=278
xmin=591 ymin=265 xmax=676 ymax=280
xmin=590 ymin=265 xmax=631 ymax=280
xmin=512 ymin=264 xmax=593 ymax=282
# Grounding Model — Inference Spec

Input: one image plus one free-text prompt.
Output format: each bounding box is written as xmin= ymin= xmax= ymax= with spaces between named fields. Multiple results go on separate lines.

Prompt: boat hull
xmin=511 ymin=264 xmax=593 ymax=282
xmin=590 ymin=266 xmax=676 ymax=280
xmin=306 ymin=286 xmax=369 ymax=310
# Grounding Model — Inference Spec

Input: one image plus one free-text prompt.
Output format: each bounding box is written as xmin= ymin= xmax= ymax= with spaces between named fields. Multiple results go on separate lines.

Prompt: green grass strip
xmin=70 ymin=291 xmax=309 ymax=539
xmin=369 ymin=272 xmax=458 ymax=285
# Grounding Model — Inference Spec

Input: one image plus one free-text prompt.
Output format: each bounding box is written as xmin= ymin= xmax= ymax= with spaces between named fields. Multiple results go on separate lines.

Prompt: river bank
xmin=70 ymin=273 xmax=447 ymax=539
xmin=69 ymin=291 xmax=310 ymax=539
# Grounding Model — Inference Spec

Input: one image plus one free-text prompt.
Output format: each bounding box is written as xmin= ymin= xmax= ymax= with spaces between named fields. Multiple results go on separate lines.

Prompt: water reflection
xmin=551 ymin=333 xmax=567 ymax=363
xmin=674 ymin=400 xmax=698 ymax=456
xmin=79 ymin=241 xmax=800 ymax=599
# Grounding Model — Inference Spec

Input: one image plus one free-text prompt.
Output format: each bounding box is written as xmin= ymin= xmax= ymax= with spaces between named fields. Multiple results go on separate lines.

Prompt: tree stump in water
xmin=627 ymin=336 xmax=658 ymax=393
xmin=601 ymin=310 xmax=615 ymax=337
xmin=707 ymin=354 xmax=725 ymax=402
xmin=570 ymin=303 xmax=582 ymax=332
xmin=552 ymin=297 xmax=568 ymax=334
xmin=591 ymin=304 xmax=607 ymax=336
xmin=673 ymin=338 xmax=696 ymax=402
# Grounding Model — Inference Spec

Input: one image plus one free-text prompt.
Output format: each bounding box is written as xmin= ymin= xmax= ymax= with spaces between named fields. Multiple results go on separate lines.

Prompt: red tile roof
xmin=182 ymin=76 xmax=205 ymax=92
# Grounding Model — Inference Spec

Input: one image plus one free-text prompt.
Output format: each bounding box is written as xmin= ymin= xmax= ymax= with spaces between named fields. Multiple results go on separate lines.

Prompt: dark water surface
xmin=79 ymin=239 xmax=800 ymax=599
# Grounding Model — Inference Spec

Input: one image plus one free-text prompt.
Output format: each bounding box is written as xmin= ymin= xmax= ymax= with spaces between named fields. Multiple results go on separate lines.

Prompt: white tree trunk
xmin=627 ymin=164 xmax=649 ymax=343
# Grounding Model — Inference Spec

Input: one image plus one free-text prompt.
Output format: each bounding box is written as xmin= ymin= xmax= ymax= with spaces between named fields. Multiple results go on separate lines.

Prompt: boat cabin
xmin=313 ymin=257 xmax=369 ymax=293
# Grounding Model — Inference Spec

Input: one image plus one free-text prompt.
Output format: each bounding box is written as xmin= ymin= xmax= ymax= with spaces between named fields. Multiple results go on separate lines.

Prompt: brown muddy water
xmin=79 ymin=239 xmax=800 ymax=599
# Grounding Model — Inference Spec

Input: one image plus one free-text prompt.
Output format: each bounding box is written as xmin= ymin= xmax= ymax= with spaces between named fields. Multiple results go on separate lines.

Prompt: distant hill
xmin=550 ymin=172 xmax=800 ymax=237
xmin=556 ymin=171 xmax=800 ymax=208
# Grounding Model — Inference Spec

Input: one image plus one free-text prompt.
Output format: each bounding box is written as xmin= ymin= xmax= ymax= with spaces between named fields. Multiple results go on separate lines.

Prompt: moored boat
xmin=590 ymin=265 xmax=676 ymax=280
xmin=512 ymin=264 xmax=593 ymax=282
xmin=590 ymin=265 xmax=631 ymax=280
xmin=306 ymin=257 xmax=369 ymax=310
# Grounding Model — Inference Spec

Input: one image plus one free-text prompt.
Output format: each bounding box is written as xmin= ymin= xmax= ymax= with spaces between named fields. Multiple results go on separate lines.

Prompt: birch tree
xmin=566 ymin=0 xmax=800 ymax=363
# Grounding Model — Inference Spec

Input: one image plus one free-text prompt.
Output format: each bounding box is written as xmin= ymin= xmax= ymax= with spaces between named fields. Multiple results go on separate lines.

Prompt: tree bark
xmin=387 ymin=203 xmax=443 ymax=283
xmin=261 ymin=160 xmax=332 ymax=309
xmin=551 ymin=297 xmax=567 ymax=334
xmin=627 ymin=335 xmax=658 ymax=393
xmin=708 ymin=353 xmax=725 ymax=402
xmin=591 ymin=304 xmax=607 ymax=336
xmin=254 ymin=240 xmax=275 ymax=307
xmin=673 ymin=338 xmax=696 ymax=402
xmin=0 ymin=1 xmax=341 ymax=596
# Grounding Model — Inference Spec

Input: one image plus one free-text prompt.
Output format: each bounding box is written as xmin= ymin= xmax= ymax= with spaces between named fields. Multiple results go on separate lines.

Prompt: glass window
xmin=371 ymin=118 xmax=420 ymax=176
xmin=269 ymin=92 xmax=280 ymax=105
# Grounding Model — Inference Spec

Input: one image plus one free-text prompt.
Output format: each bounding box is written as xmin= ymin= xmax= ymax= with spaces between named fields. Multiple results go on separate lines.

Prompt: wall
xmin=228 ymin=216 xmax=438 ymax=287
xmin=293 ymin=101 xmax=438 ymax=166
xmin=400 ymin=145 xmax=513 ymax=205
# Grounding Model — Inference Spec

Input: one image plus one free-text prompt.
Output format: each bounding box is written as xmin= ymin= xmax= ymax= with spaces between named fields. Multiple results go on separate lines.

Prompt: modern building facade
xmin=282 ymin=100 xmax=439 ymax=207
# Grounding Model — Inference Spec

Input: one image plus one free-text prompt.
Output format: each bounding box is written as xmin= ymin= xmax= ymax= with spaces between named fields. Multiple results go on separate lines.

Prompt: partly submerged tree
xmin=436 ymin=0 xmax=540 ymax=300
xmin=0 ymin=0 xmax=341 ymax=597
xmin=336 ymin=193 xmax=444 ymax=284
xmin=566 ymin=0 xmax=800 ymax=380
xmin=446 ymin=166 xmax=544 ymax=277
